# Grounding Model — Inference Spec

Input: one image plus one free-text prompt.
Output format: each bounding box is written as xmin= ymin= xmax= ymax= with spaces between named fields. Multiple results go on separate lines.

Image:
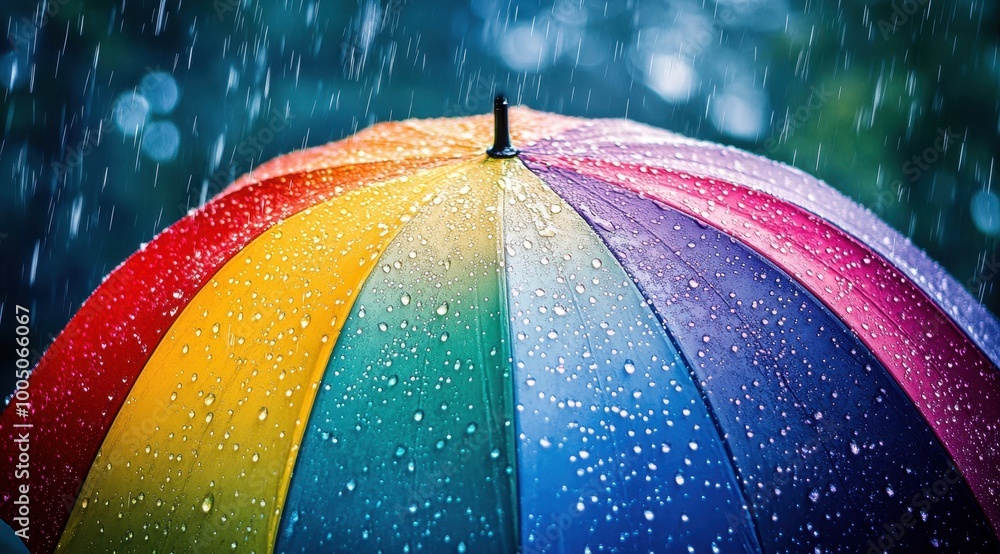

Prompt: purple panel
xmin=525 ymin=121 xmax=1000 ymax=368
xmin=528 ymin=161 xmax=998 ymax=554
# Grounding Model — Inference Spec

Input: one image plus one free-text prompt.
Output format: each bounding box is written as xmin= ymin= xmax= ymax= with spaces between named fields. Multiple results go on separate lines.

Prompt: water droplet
xmin=414 ymin=410 xmax=424 ymax=422
xmin=466 ymin=422 xmax=478 ymax=434
xmin=624 ymin=360 xmax=636 ymax=374
xmin=394 ymin=445 xmax=408 ymax=458
xmin=644 ymin=510 xmax=655 ymax=521
xmin=436 ymin=302 xmax=449 ymax=316
xmin=591 ymin=258 xmax=602 ymax=269
xmin=675 ymin=474 xmax=685 ymax=485
xmin=346 ymin=479 xmax=357 ymax=492
xmin=201 ymin=493 xmax=214 ymax=513
xmin=300 ymin=315 xmax=311 ymax=329
xmin=204 ymin=393 xmax=216 ymax=406
xmin=688 ymin=279 xmax=700 ymax=289
xmin=401 ymin=293 xmax=411 ymax=306
xmin=258 ymin=407 xmax=268 ymax=421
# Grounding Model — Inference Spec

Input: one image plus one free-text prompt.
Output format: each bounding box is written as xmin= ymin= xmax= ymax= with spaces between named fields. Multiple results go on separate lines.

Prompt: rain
xmin=1 ymin=0 xmax=999 ymax=553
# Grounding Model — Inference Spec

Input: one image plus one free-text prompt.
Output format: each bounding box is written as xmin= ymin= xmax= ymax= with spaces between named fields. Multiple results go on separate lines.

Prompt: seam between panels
xmin=266 ymin=159 xmax=481 ymax=552
xmin=519 ymin=159 xmax=768 ymax=554
xmin=506 ymin=156 xmax=645 ymax=550
xmin=498 ymin=158 xmax=524 ymax=552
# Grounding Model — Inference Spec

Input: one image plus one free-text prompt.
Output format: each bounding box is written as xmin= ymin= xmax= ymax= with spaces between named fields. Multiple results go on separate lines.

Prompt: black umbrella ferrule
xmin=486 ymin=95 xmax=519 ymax=158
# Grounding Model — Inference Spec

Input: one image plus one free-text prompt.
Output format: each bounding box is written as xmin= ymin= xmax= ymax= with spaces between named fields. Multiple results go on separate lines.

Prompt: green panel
xmin=277 ymin=160 xmax=518 ymax=553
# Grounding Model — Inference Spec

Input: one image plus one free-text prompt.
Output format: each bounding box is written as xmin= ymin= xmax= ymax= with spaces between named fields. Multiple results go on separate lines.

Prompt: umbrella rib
xmin=586 ymin=172 xmax=862 ymax=520
xmin=494 ymin=165 xmax=524 ymax=550
xmin=593 ymin=202 xmax=774 ymax=547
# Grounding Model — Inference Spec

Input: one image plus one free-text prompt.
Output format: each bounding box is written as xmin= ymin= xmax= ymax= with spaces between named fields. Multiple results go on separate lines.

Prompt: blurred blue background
xmin=1 ymin=0 xmax=998 ymax=396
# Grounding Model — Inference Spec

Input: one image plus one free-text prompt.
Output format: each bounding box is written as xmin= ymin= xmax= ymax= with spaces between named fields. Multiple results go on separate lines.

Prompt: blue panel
xmin=502 ymin=164 xmax=760 ymax=554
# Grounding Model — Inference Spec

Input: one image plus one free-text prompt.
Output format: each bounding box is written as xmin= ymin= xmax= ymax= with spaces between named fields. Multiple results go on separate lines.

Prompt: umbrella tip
xmin=487 ymin=94 xmax=519 ymax=159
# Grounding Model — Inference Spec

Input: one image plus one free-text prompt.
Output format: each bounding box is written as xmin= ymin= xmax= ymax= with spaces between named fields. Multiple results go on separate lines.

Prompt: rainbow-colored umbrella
xmin=3 ymin=98 xmax=999 ymax=553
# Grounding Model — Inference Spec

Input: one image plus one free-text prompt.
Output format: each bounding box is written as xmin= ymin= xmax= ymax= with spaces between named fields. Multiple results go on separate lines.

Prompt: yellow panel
xmin=57 ymin=161 xmax=477 ymax=553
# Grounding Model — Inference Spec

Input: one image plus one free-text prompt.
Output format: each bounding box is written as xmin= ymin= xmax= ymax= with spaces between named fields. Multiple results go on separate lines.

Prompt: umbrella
xmin=2 ymin=96 xmax=999 ymax=553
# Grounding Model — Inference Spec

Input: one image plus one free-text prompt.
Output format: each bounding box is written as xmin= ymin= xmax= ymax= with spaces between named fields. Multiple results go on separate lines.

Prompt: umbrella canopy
xmin=3 ymin=98 xmax=999 ymax=554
